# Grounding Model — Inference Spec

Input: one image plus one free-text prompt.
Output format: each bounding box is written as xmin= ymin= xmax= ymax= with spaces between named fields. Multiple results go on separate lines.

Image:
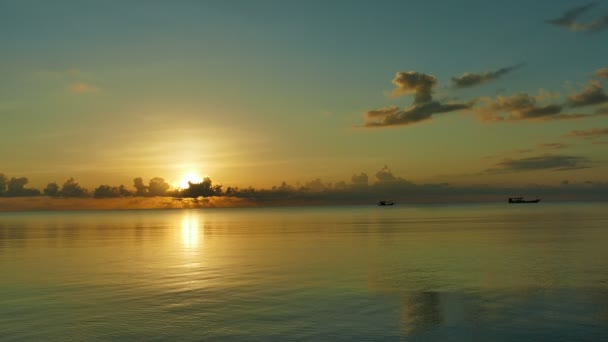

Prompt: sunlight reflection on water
xmin=1 ymin=204 xmax=608 ymax=341
xmin=180 ymin=213 xmax=200 ymax=250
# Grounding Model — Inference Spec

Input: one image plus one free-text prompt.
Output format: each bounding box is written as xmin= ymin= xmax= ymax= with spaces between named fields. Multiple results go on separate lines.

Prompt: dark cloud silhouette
xmin=0 ymin=175 xmax=33 ymax=196
xmin=93 ymin=185 xmax=132 ymax=198
xmin=547 ymin=3 xmax=608 ymax=32
xmin=568 ymin=81 xmax=608 ymax=107
xmin=148 ymin=177 xmax=170 ymax=196
xmin=451 ymin=64 xmax=523 ymax=88
xmin=595 ymin=68 xmax=608 ymax=79
xmin=183 ymin=177 xmax=223 ymax=198
xmin=375 ymin=165 xmax=398 ymax=183
xmin=391 ymin=71 xmax=437 ymax=104
xmin=487 ymin=154 xmax=591 ymax=173
xmin=567 ymin=127 xmax=608 ymax=138
xmin=0 ymin=173 xmax=7 ymax=196
xmin=2 ymin=165 xmax=608 ymax=208
xmin=351 ymin=172 xmax=369 ymax=186
xmin=4 ymin=177 xmax=40 ymax=196
xmin=364 ymin=101 xmax=472 ymax=127
xmin=43 ymin=182 xmax=60 ymax=197
xmin=133 ymin=177 xmax=147 ymax=196
xmin=60 ymin=178 xmax=89 ymax=197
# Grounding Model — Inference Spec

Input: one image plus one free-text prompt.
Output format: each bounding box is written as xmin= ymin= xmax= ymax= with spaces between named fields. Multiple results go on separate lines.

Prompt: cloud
xmin=567 ymin=127 xmax=608 ymax=138
xmin=538 ymin=142 xmax=567 ymax=149
xmin=391 ymin=71 xmax=437 ymax=104
xmin=547 ymin=3 xmax=608 ymax=32
xmin=451 ymin=64 xmax=523 ymax=88
xmin=351 ymin=172 xmax=369 ymax=186
xmin=375 ymin=165 xmax=398 ymax=183
xmin=476 ymin=91 xmax=606 ymax=122
xmin=595 ymin=68 xmax=608 ymax=79
xmin=568 ymin=80 xmax=608 ymax=107
xmin=488 ymin=154 xmax=591 ymax=173
xmin=477 ymin=93 xmax=563 ymax=121
xmin=69 ymin=82 xmax=99 ymax=94
xmin=363 ymin=101 xmax=472 ymax=127
xmin=362 ymin=70 xmax=473 ymax=127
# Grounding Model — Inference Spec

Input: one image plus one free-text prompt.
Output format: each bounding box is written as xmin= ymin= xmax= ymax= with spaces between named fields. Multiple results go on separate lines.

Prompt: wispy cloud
xmin=547 ymin=3 xmax=608 ymax=32
xmin=538 ymin=142 xmax=567 ymax=149
xmin=476 ymin=92 xmax=567 ymax=122
xmin=594 ymin=68 xmax=608 ymax=79
xmin=476 ymin=87 xmax=608 ymax=122
xmin=487 ymin=154 xmax=591 ymax=173
xmin=568 ymin=80 xmax=608 ymax=107
xmin=69 ymin=82 xmax=99 ymax=94
xmin=363 ymin=102 xmax=472 ymax=128
xmin=567 ymin=127 xmax=608 ymax=138
xmin=451 ymin=64 xmax=523 ymax=88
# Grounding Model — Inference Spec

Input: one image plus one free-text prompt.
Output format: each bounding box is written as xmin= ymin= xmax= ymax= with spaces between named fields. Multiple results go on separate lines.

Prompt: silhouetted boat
xmin=378 ymin=200 xmax=395 ymax=206
xmin=508 ymin=197 xmax=540 ymax=203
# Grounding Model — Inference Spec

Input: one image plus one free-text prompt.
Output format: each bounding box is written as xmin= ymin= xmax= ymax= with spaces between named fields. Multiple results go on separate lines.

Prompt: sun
xmin=176 ymin=172 xmax=204 ymax=189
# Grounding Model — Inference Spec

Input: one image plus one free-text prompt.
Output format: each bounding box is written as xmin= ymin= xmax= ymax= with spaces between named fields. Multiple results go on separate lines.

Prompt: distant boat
xmin=508 ymin=197 xmax=540 ymax=203
xmin=378 ymin=200 xmax=395 ymax=206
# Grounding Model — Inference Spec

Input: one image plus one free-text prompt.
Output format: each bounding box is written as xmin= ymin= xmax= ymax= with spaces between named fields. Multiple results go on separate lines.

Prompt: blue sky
xmin=1 ymin=0 xmax=607 ymax=189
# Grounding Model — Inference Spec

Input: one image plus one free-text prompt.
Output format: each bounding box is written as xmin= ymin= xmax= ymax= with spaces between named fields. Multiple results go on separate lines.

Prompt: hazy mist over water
xmin=2 ymin=203 xmax=608 ymax=341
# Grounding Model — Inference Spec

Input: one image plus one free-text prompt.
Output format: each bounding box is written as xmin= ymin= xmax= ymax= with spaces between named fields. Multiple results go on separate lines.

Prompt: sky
xmin=1 ymin=0 xmax=608 ymax=190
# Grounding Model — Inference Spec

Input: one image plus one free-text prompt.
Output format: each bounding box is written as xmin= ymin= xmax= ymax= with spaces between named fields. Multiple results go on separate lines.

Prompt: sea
xmin=1 ymin=203 xmax=608 ymax=341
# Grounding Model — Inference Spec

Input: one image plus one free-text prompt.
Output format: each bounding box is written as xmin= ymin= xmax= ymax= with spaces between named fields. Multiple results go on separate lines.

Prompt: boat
xmin=508 ymin=197 xmax=540 ymax=203
xmin=378 ymin=200 xmax=395 ymax=206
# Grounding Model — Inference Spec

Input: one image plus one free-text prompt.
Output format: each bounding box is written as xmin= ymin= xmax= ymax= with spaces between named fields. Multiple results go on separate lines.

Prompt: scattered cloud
xmin=568 ymin=80 xmax=608 ymax=107
xmin=477 ymin=92 xmax=565 ymax=121
xmin=547 ymin=3 xmax=608 ymax=32
xmin=476 ymin=89 xmax=607 ymax=122
xmin=538 ymin=142 xmax=567 ymax=150
xmin=69 ymin=82 xmax=99 ymax=94
xmin=362 ymin=71 xmax=472 ymax=128
xmin=594 ymin=68 xmax=608 ymax=79
xmin=487 ymin=154 xmax=592 ymax=173
xmin=390 ymin=71 xmax=437 ymax=104
xmin=451 ymin=64 xmax=523 ymax=88
xmin=567 ymin=127 xmax=608 ymax=138
xmin=363 ymin=101 xmax=472 ymax=127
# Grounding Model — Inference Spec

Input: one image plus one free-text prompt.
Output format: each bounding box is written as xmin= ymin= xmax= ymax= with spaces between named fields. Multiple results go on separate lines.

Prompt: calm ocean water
xmin=1 ymin=203 xmax=608 ymax=341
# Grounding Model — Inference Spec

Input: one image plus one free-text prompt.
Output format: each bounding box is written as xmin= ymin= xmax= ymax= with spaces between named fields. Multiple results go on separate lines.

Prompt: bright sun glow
xmin=176 ymin=172 xmax=204 ymax=189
